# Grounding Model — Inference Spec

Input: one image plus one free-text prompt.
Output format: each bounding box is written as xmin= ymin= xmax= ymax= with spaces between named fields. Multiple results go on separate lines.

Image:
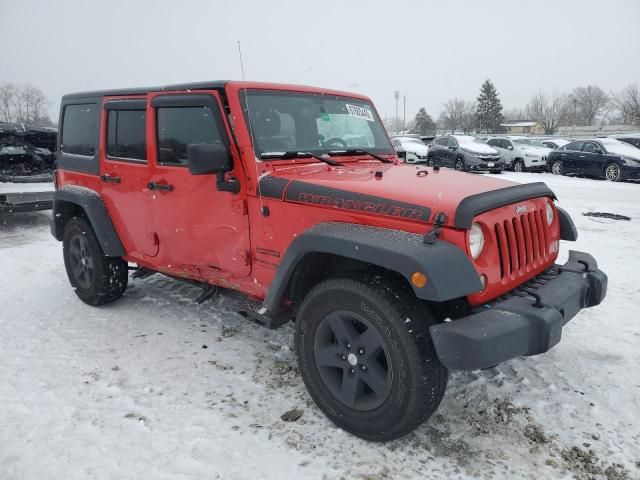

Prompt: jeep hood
xmin=259 ymin=162 xmax=546 ymax=228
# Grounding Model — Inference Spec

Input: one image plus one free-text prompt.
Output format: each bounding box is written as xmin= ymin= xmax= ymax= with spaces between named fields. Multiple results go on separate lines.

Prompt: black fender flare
xmin=261 ymin=222 xmax=483 ymax=313
xmin=557 ymin=206 xmax=578 ymax=241
xmin=50 ymin=185 xmax=125 ymax=257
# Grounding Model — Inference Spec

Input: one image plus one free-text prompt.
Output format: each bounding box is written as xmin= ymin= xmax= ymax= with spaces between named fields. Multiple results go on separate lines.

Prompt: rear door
xmin=99 ymin=97 xmax=158 ymax=259
xmin=145 ymin=91 xmax=251 ymax=281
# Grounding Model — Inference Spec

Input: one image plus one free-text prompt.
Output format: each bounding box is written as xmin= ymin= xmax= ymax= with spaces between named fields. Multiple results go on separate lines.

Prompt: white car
xmin=391 ymin=136 xmax=429 ymax=163
xmin=486 ymin=136 xmax=553 ymax=172
xmin=539 ymin=138 xmax=570 ymax=149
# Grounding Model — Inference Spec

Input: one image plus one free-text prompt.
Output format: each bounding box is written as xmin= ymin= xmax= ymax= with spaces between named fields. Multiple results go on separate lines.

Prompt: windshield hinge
xmin=424 ymin=212 xmax=447 ymax=244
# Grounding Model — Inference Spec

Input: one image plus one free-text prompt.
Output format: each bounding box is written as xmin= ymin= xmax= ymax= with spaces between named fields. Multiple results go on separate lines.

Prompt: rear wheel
xmin=551 ymin=160 xmax=564 ymax=176
xmin=63 ymin=217 xmax=128 ymax=306
xmin=604 ymin=163 xmax=622 ymax=182
xmin=454 ymin=158 xmax=465 ymax=171
xmin=295 ymin=276 xmax=448 ymax=441
xmin=513 ymin=159 xmax=526 ymax=172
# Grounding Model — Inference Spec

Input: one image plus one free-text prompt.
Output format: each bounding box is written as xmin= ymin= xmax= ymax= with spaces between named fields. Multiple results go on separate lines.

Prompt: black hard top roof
xmin=62 ymin=80 xmax=229 ymax=100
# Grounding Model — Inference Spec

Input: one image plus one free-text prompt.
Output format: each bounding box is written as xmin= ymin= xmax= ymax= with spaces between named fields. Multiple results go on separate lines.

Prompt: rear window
xmin=61 ymin=104 xmax=98 ymax=156
xmin=107 ymin=110 xmax=147 ymax=161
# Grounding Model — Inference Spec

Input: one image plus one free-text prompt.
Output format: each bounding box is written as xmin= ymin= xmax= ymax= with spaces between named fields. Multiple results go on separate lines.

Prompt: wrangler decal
xmin=285 ymin=181 xmax=432 ymax=222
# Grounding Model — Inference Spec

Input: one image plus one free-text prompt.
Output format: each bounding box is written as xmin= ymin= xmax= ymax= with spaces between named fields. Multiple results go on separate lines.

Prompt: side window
xmin=503 ymin=140 xmax=513 ymax=149
xmin=157 ymin=106 xmax=223 ymax=165
xmin=61 ymin=103 xmax=98 ymax=156
xmin=487 ymin=139 xmax=500 ymax=147
xmin=448 ymin=138 xmax=457 ymax=147
xmin=565 ymin=141 xmax=584 ymax=151
xmin=583 ymin=142 xmax=602 ymax=154
xmin=435 ymin=137 xmax=447 ymax=146
xmin=107 ymin=110 xmax=147 ymax=161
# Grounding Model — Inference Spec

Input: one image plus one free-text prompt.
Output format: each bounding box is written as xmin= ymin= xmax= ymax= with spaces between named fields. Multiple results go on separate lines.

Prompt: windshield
xmin=454 ymin=135 xmax=485 ymax=146
xmin=600 ymin=138 xmax=640 ymax=159
xmin=240 ymin=90 xmax=393 ymax=159
xmin=513 ymin=138 xmax=546 ymax=147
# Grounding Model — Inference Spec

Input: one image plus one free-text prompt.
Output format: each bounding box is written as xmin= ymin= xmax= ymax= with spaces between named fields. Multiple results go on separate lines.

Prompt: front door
xmin=145 ymin=90 xmax=251 ymax=281
xmin=99 ymin=97 xmax=158 ymax=259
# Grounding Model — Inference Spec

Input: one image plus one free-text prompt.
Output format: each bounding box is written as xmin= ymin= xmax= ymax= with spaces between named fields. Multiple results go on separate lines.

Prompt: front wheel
xmin=63 ymin=216 xmax=128 ymax=306
xmin=295 ymin=276 xmax=448 ymax=442
xmin=513 ymin=159 xmax=526 ymax=172
xmin=604 ymin=163 xmax=623 ymax=182
xmin=454 ymin=158 xmax=465 ymax=171
xmin=551 ymin=160 xmax=564 ymax=176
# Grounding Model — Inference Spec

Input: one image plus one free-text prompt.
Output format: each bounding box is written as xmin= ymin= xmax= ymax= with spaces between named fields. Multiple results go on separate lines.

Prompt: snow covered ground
xmin=1 ymin=172 xmax=639 ymax=480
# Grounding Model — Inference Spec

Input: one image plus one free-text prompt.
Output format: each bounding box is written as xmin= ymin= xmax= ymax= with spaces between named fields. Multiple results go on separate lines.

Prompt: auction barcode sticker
xmin=345 ymin=104 xmax=375 ymax=122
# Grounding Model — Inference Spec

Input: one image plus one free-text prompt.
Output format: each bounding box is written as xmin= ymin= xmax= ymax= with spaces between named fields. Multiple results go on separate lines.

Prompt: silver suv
xmin=486 ymin=137 xmax=552 ymax=172
xmin=428 ymin=135 xmax=504 ymax=173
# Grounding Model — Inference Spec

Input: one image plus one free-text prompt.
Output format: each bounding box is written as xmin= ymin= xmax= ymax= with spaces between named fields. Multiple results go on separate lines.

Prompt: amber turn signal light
xmin=411 ymin=272 xmax=428 ymax=288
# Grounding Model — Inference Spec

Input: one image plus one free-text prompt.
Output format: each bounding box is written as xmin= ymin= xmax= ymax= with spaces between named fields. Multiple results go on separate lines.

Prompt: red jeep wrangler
xmin=51 ymin=81 xmax=607 ymax=441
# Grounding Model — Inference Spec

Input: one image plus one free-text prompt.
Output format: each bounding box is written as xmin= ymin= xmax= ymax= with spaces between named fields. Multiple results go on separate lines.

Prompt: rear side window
xmin=157 ymin=107 xmax=223 ymax=165
xmin=435 ymin=137 xmax=448 ymax=146
xmin=107 ymin=110 xmax=147 ymax=161
xmin=487 ymin=139 xmax=500 ymax=147
xmin=61 ymin=104 xmax=98 ymax=156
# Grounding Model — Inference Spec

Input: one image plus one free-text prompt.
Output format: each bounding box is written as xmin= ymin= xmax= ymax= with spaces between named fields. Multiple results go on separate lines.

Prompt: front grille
xmin=493 ymin=209 xmax=551 ymax=280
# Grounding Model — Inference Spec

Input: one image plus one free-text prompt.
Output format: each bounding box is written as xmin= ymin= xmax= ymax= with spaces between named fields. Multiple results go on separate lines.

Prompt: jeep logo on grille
xmin=515 ymin=204 xmax=527 ymax=214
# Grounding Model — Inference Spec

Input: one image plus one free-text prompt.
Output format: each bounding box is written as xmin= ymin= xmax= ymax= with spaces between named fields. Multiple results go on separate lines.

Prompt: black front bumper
xmin=430 ymin=251 xmax=607 ymax=370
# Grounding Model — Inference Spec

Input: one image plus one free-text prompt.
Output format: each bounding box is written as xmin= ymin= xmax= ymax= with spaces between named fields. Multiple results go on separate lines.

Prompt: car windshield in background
xmin=240 ymin=90 xmax=394 ymax=159
xmin=514 ymin=138 xmax=546 ymax=147
xmin=455 ymin=136 xmax=485 ymax=147
xmin=600 ymin=139 xmax=640 ymax=159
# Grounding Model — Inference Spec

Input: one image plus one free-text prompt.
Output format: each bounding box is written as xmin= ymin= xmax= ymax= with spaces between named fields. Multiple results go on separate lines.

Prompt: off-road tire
xmin=513 ymin=159 xmax=526 ymax=172
xmin=63 ymin=216 xmax=128 ymax=306
xmin=604 ymin=163 xmax=623 ymax=182
xmin=295 ymin=276 xmax=448 ymax=442
xmin=551 ymin=160 xmax=564 ymax=176
xmin=454 ymin=158 xmax=466 ymax=171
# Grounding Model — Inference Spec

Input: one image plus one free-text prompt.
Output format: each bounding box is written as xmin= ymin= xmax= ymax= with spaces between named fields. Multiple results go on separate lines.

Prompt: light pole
xmin=394 ymin=90 xmax=399 ymax=133
xmin=402 ymin=95 xmax=406 ymax=133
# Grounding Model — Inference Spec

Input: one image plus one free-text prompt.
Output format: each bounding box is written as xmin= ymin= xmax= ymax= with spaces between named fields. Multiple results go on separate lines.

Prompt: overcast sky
xmin=2 ymin=0 xmax=639 ymax=122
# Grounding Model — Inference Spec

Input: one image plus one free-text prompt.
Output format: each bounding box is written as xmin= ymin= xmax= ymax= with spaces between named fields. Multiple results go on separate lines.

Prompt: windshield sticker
xmin=345 ymin=104 xmax=375 ymax=122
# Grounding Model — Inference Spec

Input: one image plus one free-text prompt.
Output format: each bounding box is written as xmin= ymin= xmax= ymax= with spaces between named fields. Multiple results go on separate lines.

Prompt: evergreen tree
xmin=476 ymin=80 xmax=504 ymax=133
xmin=413 ymin=107 xmax=436 ymax=135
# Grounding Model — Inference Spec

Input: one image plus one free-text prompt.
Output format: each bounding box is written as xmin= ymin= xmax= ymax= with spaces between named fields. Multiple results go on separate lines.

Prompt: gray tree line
xmin=0 ymin=83 xmax=54 ymax=126
xmin=404 ymin=82 xmax=640 ymax=136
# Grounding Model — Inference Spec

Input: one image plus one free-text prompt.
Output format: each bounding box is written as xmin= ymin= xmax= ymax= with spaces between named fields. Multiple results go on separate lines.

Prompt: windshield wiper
xmin=260 ymin=151 xmax=343 ymax=166
xmin=327 ymin=149 xmax=392 ymax=163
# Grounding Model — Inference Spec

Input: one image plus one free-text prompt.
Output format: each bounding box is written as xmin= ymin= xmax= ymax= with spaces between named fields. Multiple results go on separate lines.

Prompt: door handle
xmin=100 ymin=174 xmax=121 ymax=184
xmin=148 ymin=182 xmax=173 ymax=192
xmin=579 ymin=155 xmax=585 ymax=158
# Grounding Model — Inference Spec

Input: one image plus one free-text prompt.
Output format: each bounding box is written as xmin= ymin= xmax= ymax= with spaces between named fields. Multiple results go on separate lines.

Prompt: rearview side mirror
xmin=187 ymin=143 xmax=232 ymax=175
xmin=507 ymin=145 xmax=514 ymax=150
xmin=187 ymin=143 xmax=239 ymax=193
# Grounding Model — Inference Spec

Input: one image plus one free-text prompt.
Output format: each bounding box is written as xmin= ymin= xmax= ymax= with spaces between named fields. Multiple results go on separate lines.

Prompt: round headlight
xmin=469 ymin=223 xmax=485 ymax=260
xmin=546 ymin=202 xmax=554 ymax=225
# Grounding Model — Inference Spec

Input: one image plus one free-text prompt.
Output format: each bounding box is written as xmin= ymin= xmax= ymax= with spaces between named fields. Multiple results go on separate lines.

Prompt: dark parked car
xmin=609 ymin=134 xmax=640 ymax=149
xmin=548 ymin=138 xmax=640 ymax=182
xmin=428 ymin=135 xmax=504 ymax=173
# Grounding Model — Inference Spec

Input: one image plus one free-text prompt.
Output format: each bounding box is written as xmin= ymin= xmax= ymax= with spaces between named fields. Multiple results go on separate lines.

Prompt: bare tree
xmin=459 ymin=101 xmax=477 ymax=134
xmin=570 ymin=85 xmax=609 ymax=125
xmin=612 ymin=84 xmax=640 ymax=126
xmin=0 ymin=82 xmax=17 ymax=123
xmin=439 ymin=98 xmax=465 ymax=133
xmin=0 ymin=82 xmax=52 ymax=125
xmin=527 ymin=90 xmax=570 ymax=135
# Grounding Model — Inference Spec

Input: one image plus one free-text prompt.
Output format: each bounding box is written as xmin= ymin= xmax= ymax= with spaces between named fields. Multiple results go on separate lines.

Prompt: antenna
xmin=237 ymin=40 xmax=264 ymax=209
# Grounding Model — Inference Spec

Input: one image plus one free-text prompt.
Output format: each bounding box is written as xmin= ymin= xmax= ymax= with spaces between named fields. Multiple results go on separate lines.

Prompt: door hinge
xmin=240 ymin=250 xmax=251 ymax=266
xmin=231 ymin=199 xmax=248 ymax=215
